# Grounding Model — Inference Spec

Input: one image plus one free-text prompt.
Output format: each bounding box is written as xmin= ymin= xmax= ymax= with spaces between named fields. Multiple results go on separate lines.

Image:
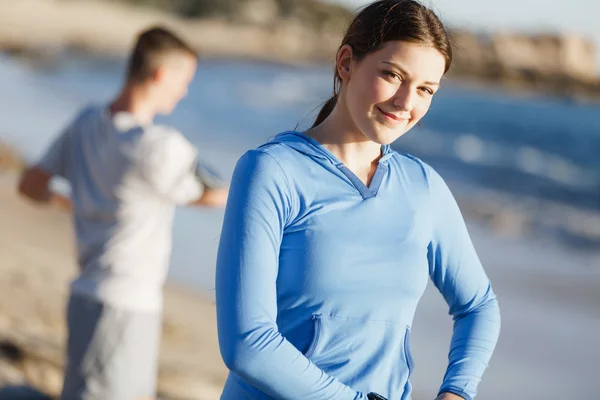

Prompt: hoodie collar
xmin=268 ymin=131 xmax=394 ymax=166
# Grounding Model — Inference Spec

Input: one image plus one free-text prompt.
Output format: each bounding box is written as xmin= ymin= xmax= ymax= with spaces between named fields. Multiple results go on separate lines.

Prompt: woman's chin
xmin=367 ymin=126 xmax=410 ymax=145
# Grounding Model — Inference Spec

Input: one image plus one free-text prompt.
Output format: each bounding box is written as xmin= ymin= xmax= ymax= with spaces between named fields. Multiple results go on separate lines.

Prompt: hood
xmin=264 ymin=131 xmax=394 ymax=166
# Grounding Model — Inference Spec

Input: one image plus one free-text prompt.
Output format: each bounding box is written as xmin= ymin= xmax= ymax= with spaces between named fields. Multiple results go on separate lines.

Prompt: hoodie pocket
xmin=304 ymin=314 xmax=323 ymax=358
xmin=403 ymin=326 xmax=414 ymax=375
xmin=303 ymin=314 xmax=413 ymax=398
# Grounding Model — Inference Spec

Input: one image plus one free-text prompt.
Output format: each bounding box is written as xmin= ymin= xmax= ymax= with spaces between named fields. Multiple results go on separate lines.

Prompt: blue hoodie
xmin=216 ymin=132 xmax=500 ymax=400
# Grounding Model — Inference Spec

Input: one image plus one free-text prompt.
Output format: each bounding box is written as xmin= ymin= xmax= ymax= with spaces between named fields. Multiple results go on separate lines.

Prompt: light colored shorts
xmin=60 ymin=293 xmax=161 ymax=400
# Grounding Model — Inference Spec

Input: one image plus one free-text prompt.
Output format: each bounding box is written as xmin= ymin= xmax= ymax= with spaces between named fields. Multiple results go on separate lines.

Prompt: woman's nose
xmin=393 ymin=86 xmax=413 ymax=112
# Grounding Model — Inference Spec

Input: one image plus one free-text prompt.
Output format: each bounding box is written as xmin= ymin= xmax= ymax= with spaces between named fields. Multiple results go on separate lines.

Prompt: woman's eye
xmin=420 ymin=87 xmax=434 ymax=95
xmin=383 ymin=71 xmax=401 ymax=81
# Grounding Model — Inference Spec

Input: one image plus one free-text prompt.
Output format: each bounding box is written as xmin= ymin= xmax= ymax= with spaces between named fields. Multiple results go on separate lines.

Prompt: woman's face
xmin=339 ymin=40 xmax=446 ymax=145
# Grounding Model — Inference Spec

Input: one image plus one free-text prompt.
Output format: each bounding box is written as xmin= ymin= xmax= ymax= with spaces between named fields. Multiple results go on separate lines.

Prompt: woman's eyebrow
xmin=382 ymin=61 xmax=440 ymax=86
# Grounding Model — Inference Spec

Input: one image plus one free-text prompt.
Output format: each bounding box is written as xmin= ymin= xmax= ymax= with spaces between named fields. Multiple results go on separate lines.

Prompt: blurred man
xmin=18 ymin=26 xmax=228 ymax=400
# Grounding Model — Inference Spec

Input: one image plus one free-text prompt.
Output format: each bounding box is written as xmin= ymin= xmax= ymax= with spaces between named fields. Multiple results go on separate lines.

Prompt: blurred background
xmin=0 ymin=0 xmax=599 ymax=399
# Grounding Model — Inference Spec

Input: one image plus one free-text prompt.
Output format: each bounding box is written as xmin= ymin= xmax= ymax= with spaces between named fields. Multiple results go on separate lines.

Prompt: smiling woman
xmin=311 ymin=0 xmax=451 ymax=147
xmin=215 ymin=1 xmax=500 ymax=400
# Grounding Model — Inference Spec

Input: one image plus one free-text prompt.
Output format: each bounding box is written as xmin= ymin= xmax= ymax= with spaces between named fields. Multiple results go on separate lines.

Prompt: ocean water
xmin=1 ymin=52 xmax=599 ymax=399
xmin=2 ymin=52 xmax=598 ymax=257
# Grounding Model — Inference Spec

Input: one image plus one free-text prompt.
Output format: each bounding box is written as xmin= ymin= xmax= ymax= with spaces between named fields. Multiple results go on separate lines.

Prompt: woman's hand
xmin=435 ymin=393 xmax=464 ymax=400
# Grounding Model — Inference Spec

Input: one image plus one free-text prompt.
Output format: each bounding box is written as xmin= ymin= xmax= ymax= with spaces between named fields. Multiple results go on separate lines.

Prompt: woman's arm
xmin=216 ymin=149 xmax=365 ymax=400
xmin=425 ymin=166 xmax=501 ymax=400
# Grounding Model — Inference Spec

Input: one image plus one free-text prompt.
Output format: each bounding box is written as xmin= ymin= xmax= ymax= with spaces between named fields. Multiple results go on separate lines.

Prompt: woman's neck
xmin=307 ymin=105 xmax=382 ymax=170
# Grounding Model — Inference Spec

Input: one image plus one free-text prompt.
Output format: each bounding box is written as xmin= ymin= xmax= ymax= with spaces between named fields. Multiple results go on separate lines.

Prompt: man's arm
xmin=18 ymin=167 xmax=72 ymax=211
xmin=186 ymin=160 xmax=229 ymax=207
xmin=20 ymin=117 xmax=75 ymax=211
xmin=188 ymin=187 xmax=228 ymax=208
xmin=142 ymin=132 xmax=231 ymax=208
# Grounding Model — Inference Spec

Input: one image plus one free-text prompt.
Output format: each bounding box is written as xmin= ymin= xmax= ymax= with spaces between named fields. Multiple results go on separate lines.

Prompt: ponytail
xmin=311 ymin=95 xmax=338 ymax=128
xmin=311 ymin=53 xmax=342 ymax=128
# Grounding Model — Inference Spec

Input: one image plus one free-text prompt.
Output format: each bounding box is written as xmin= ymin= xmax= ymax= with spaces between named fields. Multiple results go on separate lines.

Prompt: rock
xmin=490 ymin=33 xmax=596 ymax=81
xmin=237 ymin=0 xmax=279 ymax=26
xmin=450 ymin=29 xmax=599 ymax=98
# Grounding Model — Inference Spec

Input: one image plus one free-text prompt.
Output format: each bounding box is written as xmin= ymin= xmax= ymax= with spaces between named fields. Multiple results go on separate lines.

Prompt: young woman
xmin=215 ymin=1 xmax=501 ymax=399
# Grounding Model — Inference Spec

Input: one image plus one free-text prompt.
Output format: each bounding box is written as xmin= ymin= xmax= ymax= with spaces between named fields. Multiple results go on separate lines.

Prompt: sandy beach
xmin=0 ymin=168 xmax=228 ymax=399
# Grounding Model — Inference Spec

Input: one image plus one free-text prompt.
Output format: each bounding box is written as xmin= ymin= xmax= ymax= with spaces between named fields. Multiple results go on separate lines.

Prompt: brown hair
xmin=126 ymin=26 xmax=197 ymax=83
xmin=312 ymin=0 xmax=452 ymax=127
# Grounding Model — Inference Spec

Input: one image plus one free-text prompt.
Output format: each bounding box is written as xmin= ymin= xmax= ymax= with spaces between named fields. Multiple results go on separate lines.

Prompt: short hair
xmin=126 ymin=26 xmax=197 ymax=83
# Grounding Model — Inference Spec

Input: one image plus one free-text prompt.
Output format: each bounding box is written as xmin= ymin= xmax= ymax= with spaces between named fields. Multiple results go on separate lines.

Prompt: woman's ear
xmin=336 ymin=44 xmax=353 ymax=81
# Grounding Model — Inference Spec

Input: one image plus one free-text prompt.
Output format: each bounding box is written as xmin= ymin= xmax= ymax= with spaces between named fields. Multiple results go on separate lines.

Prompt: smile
xmin=376 ymin=107 xmax=408 ymax=125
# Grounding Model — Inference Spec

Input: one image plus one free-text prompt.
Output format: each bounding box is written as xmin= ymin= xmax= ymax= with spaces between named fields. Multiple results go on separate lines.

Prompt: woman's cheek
xmin=411 ymin=104 xmax=429 ymax=124
xmin=370 ymin=78 xmax=398 ymax=103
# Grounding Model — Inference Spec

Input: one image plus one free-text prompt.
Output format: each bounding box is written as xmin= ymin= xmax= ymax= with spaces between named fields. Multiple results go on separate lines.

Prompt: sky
xmin=333 ymin=0 xmax=599 ymax=37
xmin=330 ymin=0 xmax=600 ymax=53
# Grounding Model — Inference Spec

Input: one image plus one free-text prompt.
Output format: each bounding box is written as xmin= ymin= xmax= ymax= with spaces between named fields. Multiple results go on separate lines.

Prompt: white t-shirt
xmin=39 ymin=105 xmax=204 ymax=311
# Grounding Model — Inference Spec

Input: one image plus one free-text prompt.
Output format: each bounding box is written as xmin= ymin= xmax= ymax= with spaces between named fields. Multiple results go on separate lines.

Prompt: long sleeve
xmin=425 ymin=167 xmax=501 ymax=400
xmin=215 ymin=149 xmax=365 ymax=400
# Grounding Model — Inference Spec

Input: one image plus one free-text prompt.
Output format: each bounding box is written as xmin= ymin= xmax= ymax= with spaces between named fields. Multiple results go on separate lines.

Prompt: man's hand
xmin=435 ymin=393 xmax=464 ymax=400
xmin=18 ymin=166 xmax=52 ymax=203
xmin=50 ymin=192 xmax=73 ymax=212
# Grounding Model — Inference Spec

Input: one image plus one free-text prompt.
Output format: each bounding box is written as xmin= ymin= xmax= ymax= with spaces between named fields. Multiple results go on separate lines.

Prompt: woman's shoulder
xmin=239 ymin=135 xmax=312 ymax=171
xmin=388 ymin=151 xmax=453 ymax=201
xmin=237 ymin=142 xmax=293 ymax=169
xmin=387 ymin=151 xmax=439 ymax=182
xmin=233 ymin=143 xmax=299 ymax=189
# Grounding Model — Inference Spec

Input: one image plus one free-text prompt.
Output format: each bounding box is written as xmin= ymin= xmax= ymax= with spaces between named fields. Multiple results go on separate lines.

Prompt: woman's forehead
xmin=366 ymin=41 xmax=446 ymax=80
